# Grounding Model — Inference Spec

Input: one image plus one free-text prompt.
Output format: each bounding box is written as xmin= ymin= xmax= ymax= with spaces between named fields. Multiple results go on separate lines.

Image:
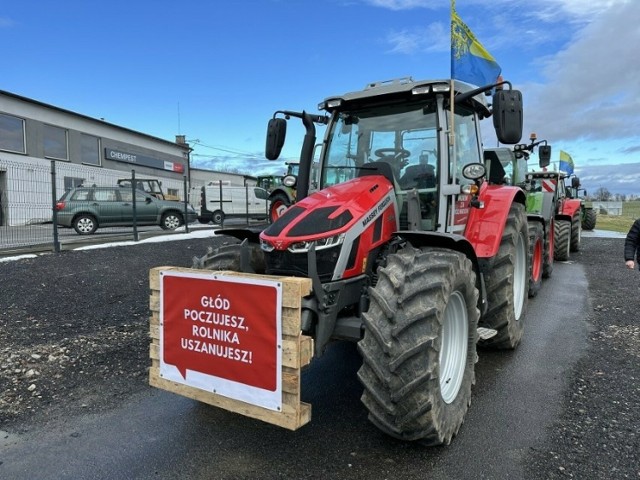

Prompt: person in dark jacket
xmin=624 ymin=218 xmax=640 ymax=269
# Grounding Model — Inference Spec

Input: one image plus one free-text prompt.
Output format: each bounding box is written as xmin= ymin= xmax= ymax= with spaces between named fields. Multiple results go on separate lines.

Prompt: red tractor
xmin=524 ymin=170 xmax=582 ymax=261
xmin=195 ymin=77 xmax=529 ymax=445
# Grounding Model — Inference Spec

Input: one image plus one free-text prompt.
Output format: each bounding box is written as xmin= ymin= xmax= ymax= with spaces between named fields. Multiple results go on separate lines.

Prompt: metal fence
xmin=0 ymin=159 xmax=193 ymax=254
xmin=0 ymin=159 xmax=272 ymax=256
xmin=590 ymin=201 xmax=623 ymax=216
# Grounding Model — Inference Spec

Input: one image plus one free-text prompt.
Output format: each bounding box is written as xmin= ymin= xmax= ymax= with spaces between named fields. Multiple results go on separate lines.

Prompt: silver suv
xmin=55 ymin=186 xmax=197 ymax=235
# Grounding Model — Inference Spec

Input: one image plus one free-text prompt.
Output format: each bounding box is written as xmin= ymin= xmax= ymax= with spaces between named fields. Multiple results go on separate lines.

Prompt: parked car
xmin=55 ymin=186 xmax=197 ymax=235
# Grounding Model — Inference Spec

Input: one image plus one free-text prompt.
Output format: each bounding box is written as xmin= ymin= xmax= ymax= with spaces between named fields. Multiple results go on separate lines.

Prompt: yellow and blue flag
xmin=559 ymin=150 xmax=575 ymax=175
xmin=451 ymin=2 xmax=501 ymax=87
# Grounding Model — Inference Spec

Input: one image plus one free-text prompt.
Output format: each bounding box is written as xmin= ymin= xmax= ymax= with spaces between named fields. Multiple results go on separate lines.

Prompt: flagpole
xmin=449 ymin=0 xmax=457 ymax=233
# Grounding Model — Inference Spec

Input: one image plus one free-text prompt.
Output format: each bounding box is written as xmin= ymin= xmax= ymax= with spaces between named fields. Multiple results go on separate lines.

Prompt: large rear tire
xmin=570 ymin=213 xmax=581 ymax=252
xmin=554 ymin=219 xmax=571 ymax=261
xmin=528 ymin=221 xmax=543 ymax=298
xmin=582 ymin=208 xmax=597 ymax=230
xmin=480 ymin=202 xmax=528 ymax=349
xmin=357 ymin=246 xmax=479 ymax=445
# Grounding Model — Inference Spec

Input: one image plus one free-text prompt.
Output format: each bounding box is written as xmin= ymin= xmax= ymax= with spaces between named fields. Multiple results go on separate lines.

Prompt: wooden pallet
xmin=148 ymin=266 xmax=313 ymax=431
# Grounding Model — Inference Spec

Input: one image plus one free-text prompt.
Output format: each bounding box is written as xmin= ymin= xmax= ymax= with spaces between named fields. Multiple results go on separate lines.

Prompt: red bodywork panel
xmin=260 ymin=175 xmax=397 ymax=281
xmin=559 ymin=198 xmax=582 ymax=218
xmin=465 ymin=183 xmax=524 ymax=259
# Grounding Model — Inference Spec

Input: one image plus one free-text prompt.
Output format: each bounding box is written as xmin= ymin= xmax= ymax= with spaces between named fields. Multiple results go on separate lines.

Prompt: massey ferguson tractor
xmin=191 ymin=77 xmax=529 ymax=445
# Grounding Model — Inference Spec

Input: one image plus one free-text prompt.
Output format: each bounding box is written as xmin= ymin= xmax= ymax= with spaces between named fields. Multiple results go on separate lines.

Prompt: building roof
xmin=0 ymin=89 xmax=189 ymax=151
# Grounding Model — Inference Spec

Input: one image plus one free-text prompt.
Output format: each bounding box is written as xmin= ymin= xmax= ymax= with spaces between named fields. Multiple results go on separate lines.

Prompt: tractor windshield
xmin=321 ymin=102 xmax=439 ymax=191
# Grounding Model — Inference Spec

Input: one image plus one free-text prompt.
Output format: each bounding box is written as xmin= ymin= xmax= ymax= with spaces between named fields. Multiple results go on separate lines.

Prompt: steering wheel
xmin=375 ymin=148 xmax=411 ymax=175
xmin=374 ymin=148 xmax=410 ymax=161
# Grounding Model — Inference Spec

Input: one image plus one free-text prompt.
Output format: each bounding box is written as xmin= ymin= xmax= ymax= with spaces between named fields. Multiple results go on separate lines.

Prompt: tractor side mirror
xmin=493 ymin=89 xmax=523 ymax=144
xmin=538 ymin=145 xmax=551 ymax=168
xmin=265 ymin=118 xmax=287 ymax=160
xmin=571 ymin=176 xmax=580 ymax=189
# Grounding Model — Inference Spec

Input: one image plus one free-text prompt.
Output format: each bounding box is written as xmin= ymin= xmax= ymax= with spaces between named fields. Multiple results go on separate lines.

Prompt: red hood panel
xmin=261 ymin=175 xmax=394 ymax=245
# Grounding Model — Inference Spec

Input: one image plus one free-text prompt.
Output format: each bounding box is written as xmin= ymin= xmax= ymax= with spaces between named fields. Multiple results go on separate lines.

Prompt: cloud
xmin=0 ymin=17 xmax=15 ymax=27
xmin=362 ymin=0 xmax=440 ymax=10
xmin=577 ymin=162 xmax=640 ymax=196
xmin=523 ymin=1 xmax=640 ymax=143
xmin=385 ymin=23 xmax=448 ymax=54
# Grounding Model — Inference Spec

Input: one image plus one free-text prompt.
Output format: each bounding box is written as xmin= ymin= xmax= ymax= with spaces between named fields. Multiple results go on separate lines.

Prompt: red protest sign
xmin=160 ymin=272 xmax=281 ymax=394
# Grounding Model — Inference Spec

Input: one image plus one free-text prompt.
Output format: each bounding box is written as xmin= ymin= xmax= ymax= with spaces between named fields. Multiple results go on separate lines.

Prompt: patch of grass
xmin=591 ymin=201 xmax=640 ymax=234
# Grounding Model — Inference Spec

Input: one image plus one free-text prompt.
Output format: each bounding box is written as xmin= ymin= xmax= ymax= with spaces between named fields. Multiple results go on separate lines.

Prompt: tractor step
xmin=477 ymin=327 xmax=498 ymax=340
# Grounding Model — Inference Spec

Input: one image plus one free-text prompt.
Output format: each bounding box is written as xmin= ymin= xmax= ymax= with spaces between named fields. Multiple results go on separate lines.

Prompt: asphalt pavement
xmin=0 ymin=242 xmax=594 ymax=479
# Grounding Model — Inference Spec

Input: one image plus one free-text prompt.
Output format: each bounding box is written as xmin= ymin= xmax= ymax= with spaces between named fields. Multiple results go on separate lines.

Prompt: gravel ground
xmin=526 ymin=236 xmax=640 ymax=479
xmin=0 ymin=235 xmax=229 ymax=431
xmin=1 ymin=235 xmax=638 ymax=477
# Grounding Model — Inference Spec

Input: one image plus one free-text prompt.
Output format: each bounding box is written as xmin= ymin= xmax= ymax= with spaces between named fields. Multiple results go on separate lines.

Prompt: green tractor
xmin=256 ymin=174 xmax=284 ymax=193
xmin=266 ymin=162 xmax=299 ymax=222
xmin=566 ymin=176 xmax=597 ymax=231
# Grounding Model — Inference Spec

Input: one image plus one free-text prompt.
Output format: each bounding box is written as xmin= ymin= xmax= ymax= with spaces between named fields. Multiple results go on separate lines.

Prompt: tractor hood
xmin=260 ymin=174 xmax=395 ymax=251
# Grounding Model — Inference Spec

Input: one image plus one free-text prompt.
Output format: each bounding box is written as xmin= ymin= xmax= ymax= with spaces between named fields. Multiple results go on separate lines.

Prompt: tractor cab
xmin=264 ymin=78 xmax=522 ymax=244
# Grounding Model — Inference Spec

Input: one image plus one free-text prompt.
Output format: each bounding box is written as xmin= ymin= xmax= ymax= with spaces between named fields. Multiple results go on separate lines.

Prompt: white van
xmin=196 ymin=184 xmax=269 ymax=224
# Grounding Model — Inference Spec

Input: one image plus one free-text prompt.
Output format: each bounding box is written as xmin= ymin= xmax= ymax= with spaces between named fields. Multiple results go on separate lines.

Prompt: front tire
xmin=161 ymin=212 xmax=183 ymax=230
xmin=269 ymin=193 xmax=291 ymax=222
xmin=554 ymin=219 xmax=571 ymax=261
xmin=528 ymin=221 xmax=543 ymax=298
xmin=582 ymin=208 xmax=597 ymax=230
xmin=73 ymin=214 xmax=97 ymax=235
xmin=480 ymin=202 xmax=528 ymax=349
xmin=357 ymin=246 xmax=479 ymax=445
xmin=191 ymin=242 xmax=266 ymax=273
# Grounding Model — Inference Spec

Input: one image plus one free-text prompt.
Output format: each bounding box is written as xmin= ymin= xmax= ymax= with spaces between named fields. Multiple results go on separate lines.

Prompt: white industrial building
xmin=0 ymin=89 xmax=253 ymax=226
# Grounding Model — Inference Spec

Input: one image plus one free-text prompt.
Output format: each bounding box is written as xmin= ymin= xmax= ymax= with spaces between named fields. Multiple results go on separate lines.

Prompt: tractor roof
xmin=319 ymin=78 xmax=491 ymax=117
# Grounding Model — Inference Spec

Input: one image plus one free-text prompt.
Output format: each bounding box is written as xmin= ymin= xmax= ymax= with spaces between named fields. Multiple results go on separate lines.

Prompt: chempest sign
xmin=159 ymin=271 xmax=283 ymax=411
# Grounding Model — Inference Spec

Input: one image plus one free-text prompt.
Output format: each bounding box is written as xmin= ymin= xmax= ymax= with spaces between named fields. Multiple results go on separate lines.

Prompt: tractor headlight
xmin=288 ymin=233 xmax=345 ymax=253
xmin=260 ymin=239 xmax=275 ymax=252
xmin=282 ymin=175 xmax=297 ymax=187
xmin=462 ymin=163 xmax=486 ymax=180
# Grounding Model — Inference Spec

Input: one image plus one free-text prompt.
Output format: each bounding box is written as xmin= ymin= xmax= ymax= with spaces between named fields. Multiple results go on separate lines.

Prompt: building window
xmin=167 ymin=188 xmax=179 ymax=198
xmin=81 ymin=134 xmax=101 ymax=166
xmin=64 ymin=176 xmax=85 ymax=191
xmin=44 ymin=124 xmax=68 ymax=160
xmin=0 ymin=113 xmax=26 ymax=154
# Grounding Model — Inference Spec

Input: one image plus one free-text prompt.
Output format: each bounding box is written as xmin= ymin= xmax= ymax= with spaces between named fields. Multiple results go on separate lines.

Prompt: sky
xmin=2 ymin=0 xmax=639 ymax=196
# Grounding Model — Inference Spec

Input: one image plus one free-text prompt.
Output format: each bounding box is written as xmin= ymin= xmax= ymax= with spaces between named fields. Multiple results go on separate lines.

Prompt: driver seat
xmin=399 ymin=164 xmax=436 ymax=189
xmin=356 ymin=162 xmax=396 ymax=186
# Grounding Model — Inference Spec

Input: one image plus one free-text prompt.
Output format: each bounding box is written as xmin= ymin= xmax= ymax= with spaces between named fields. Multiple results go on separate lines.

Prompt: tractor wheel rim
xmin=271 ymin=201 xmax=287 ymax=221
xmin=513 ymin=231 xmax=527 ymax=320
xmin=533 ymin=239 xmax=542 ymax=281
xmin=439 ymin=290 xmax=468 ymax=405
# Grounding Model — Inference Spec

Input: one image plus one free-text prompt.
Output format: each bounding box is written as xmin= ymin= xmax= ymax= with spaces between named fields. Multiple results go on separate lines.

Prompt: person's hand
xmin=625 ymin=260 xmax=635 ymax=269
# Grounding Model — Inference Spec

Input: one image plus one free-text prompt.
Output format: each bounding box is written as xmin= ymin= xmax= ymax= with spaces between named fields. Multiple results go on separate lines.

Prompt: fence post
xmin=131 ymin=169 xmax=139 ymax=242
xmin=183 ymin=175 xmax=189 ymax=234
xmin=51 ymin=160 xmax=60 ymax=253
xmin=219 ymin=180 xmax=224 ymax=227
xmin=245 ymin=184 xmax=249 ymax=225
